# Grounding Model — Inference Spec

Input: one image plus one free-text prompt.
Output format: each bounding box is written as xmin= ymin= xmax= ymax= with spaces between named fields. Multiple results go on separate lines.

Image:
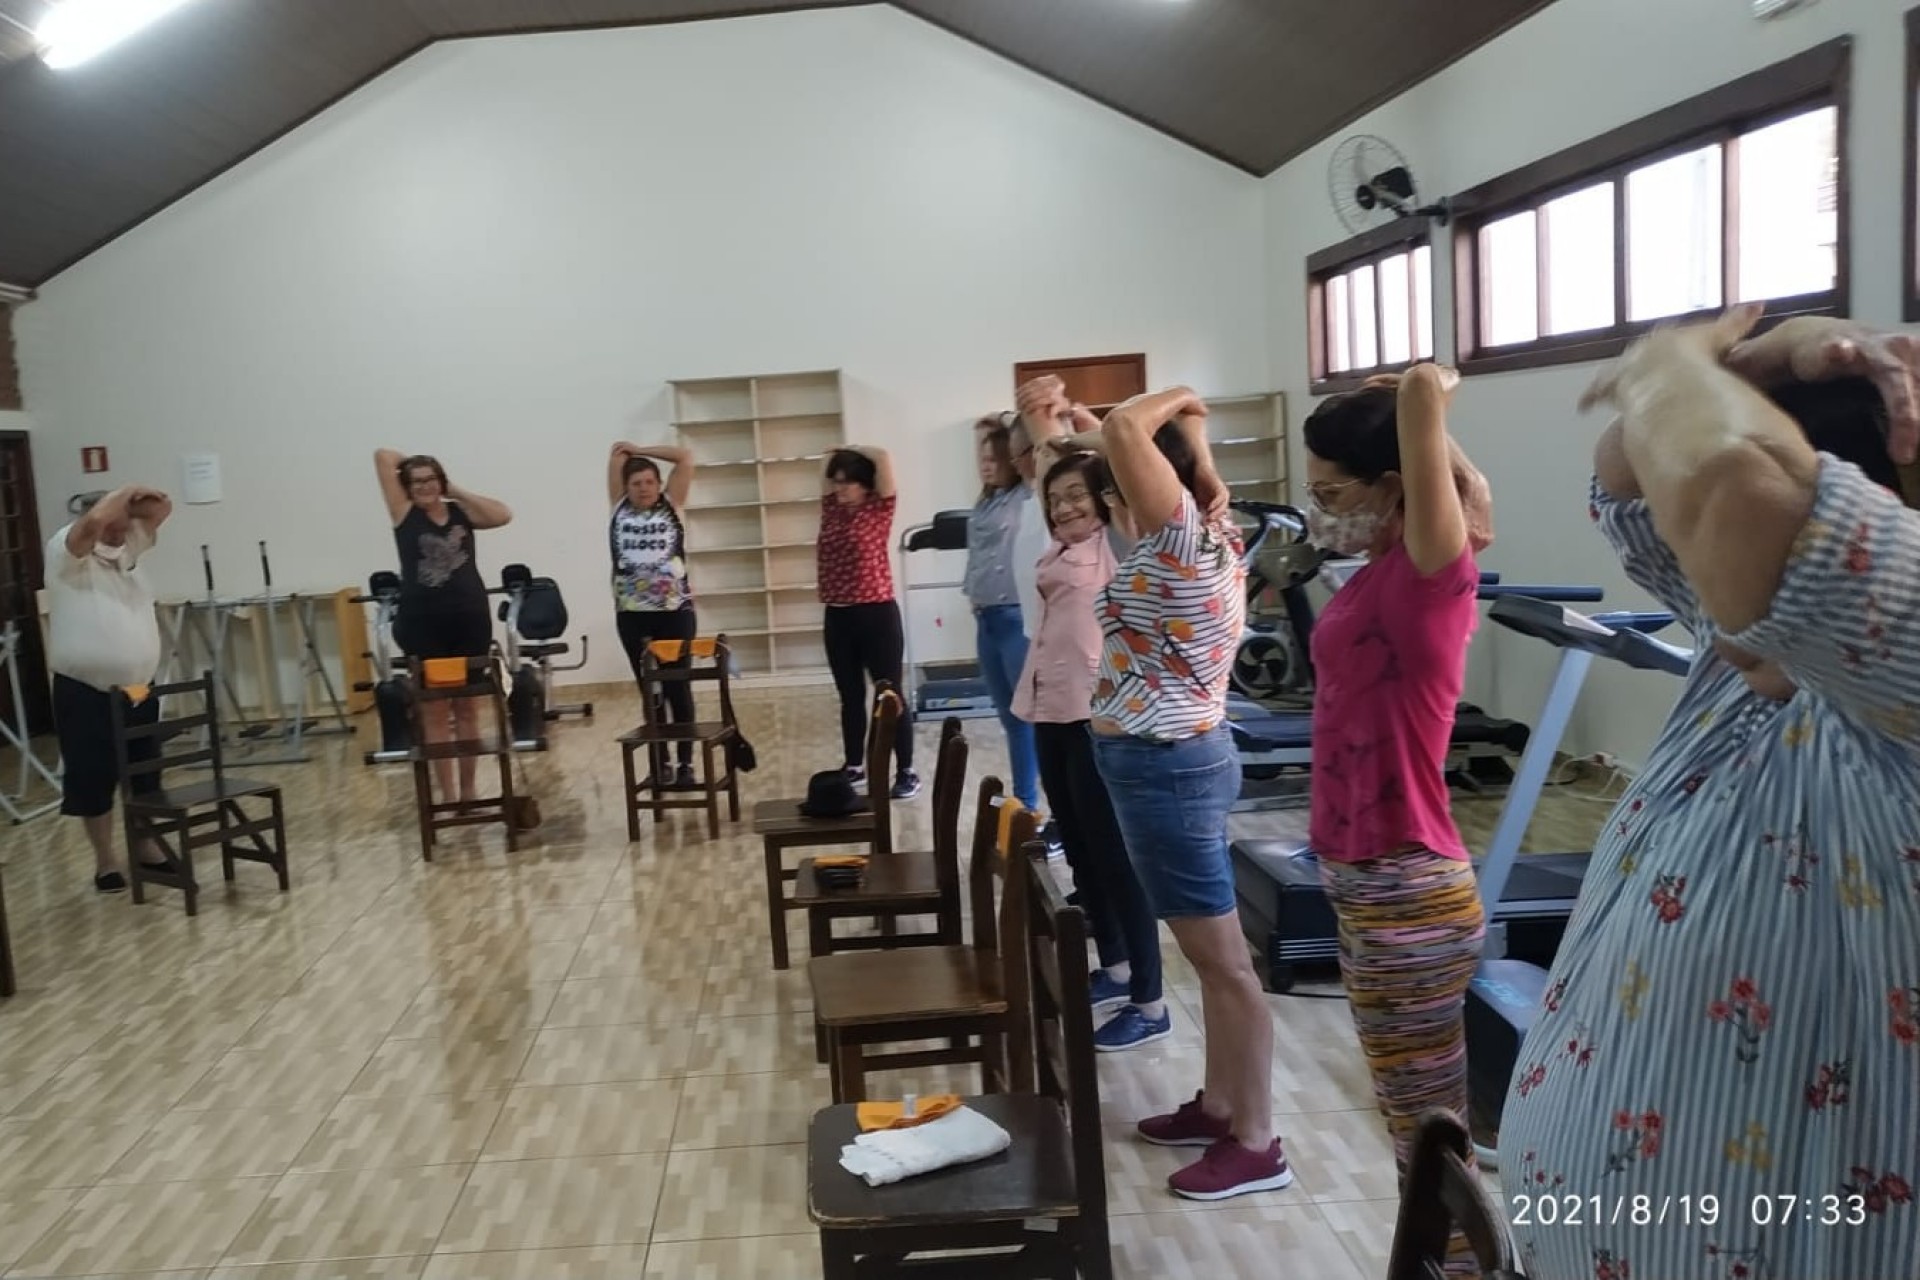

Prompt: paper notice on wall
xmin=181 ymin=453 xmax=222 ymax=505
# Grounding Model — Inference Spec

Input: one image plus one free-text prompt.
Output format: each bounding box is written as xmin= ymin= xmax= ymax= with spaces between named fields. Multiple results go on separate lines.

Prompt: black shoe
xmin=890 ymin=769 xmax=923 ymax=801
xmin=94 ymin=872 xmax=127 ymax=894
xmin=674 ymin=764 xmax=697 ymax=790
xmin=843 ymin=766 xmax=867 ymax=794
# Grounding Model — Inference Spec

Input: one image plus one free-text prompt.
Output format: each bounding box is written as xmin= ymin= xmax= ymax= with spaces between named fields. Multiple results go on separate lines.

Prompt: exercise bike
xmin=350 ymin=571 xmax=413 ymax=765
xmin=1229 ymin=499 xmax=1328 ymax=708
xmin=495 ymin=564 xmax=591 ymax=751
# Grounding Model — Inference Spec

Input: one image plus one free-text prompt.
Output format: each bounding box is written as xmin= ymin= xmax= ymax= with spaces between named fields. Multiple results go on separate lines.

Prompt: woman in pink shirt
xmin=1302 ymin=364 xmax=1493 ymax=1277
xmin=1013 ymin=449 xmax=1167 ymax=1053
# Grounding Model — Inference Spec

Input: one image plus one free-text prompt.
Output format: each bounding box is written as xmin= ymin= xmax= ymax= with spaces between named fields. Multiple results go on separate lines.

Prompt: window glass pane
xmin=1481 ymin=210 xmax=1539 ymax=347
xmin=1351 ymin=263 xmax=1379 ymax=370
xmin=1541 ymin=182 xmax=1616 ymax=335
xmin=1326 ymin=274 xmax=1351 ymax=373
xmin=1735 ymin=105 xmax=1837 ymax=302
xmin=1411 ymin=245 xmax=1434 ymax=360
xmin=1379 ymin=252 xmax=1412 ymax=366
xmin=1626 ymin=144 xmax=1723 ymax=322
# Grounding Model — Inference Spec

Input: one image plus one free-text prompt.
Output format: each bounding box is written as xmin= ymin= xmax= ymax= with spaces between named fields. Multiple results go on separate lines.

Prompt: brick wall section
xmin=0 ymin=308 xmax=19 ymax=410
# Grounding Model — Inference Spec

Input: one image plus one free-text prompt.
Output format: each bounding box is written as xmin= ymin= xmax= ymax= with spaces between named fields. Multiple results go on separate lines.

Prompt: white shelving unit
xmin=1203 ymin=392 xmax=1289 ymax=505
xmin=670 ymin=369 xmax=846 ymax=679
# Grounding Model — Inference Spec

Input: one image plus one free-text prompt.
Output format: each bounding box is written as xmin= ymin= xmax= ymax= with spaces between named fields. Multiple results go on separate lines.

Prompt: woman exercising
xmin=965 ymin=421 xmax=1039 ymax=809
xmin=1502 ymin=309 xmax=1920 ymax=1280
xmin=374 ymin=450 xmax=512 ymax=804
xmin=817 ymin=445 xmax=918 ymax=800
xmin=1300 ymin=365 xmax=1495 ymax=1276
xmin=1072 ymin=388 xmax=1286 ymax=1200
xmin=1015 ymin=446 xmax=1168 ymax=1052
xmin=608 ymin=442 xmax=698 ymax=789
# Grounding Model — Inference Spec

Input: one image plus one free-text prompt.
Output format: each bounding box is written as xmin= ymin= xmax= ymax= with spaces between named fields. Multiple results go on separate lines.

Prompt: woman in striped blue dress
xmin=1501 ymin=310 xmax=1920 ymax=1280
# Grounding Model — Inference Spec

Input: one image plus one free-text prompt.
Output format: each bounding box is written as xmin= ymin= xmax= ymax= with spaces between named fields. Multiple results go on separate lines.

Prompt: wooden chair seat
xmin=809 ymin=1094 xmax=1077 ymax=1228
xmin=620 ymin=719 xmax=736 ymax=747
xmin=812 ymin=946 xmax=1005 ymax=1027
xmin=129 ymin=776 xmax=277 ymax=810
xmin=793 ymin=853 xmax=941 ymax=907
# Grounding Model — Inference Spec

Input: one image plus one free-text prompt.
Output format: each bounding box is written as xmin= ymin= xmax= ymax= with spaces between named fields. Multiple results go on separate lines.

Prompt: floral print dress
xmin=1500 ymin=459 xmax=1920 ymax=1280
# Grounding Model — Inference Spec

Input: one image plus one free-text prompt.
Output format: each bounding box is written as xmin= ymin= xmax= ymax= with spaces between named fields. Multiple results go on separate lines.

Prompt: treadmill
xmin=898 ymin=510 xmax=997 ymax=718
xmin=1230 ymin=592 xmax=1690 ymax=993
xmin=1462 ymin=597 xmax=1691 ymax=1154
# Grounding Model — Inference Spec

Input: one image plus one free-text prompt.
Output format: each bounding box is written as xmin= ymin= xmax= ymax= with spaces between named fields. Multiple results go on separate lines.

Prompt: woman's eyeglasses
xmin=1307 ymin=479 xmax=1362 ymax=512
xmin=1048 ymin=485 xmax=1093 ymax=510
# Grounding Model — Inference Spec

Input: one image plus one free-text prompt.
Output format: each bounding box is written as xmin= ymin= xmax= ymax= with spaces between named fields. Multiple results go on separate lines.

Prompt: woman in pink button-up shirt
xmin=1014 ymin=450 xmax=1169 ymax=1052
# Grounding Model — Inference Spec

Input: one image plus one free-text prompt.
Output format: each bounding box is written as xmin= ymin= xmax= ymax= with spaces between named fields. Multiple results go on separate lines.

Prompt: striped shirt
xmin=1091 ymin=491 xmax=1246 ymax=741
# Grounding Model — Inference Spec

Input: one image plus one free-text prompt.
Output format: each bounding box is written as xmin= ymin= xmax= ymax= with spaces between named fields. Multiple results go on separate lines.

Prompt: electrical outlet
xmin=1589 ymin=751 xmax=1618 ymax=772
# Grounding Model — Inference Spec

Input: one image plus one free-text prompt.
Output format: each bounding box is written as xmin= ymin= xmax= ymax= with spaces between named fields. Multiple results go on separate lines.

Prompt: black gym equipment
xmin=1229 ymin=587 xmax=1681 ymax=994
xmin=899 ymin=510 xmax=997 ymax=718
xmin=495 ymin=565 xmax=592 ymax=751
xmin=1460 ymin=596 xmax=1690 ymax=1159
xmin=350 ymin=571 xmax=413 ymax=764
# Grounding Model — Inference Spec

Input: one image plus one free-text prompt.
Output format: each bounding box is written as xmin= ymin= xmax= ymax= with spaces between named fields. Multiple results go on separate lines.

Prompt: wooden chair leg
xmin=1077 ymin=1215 xmax=1115 ymax=1280
xmin=272 ymin=795 xmax=290 ymax=891
xmin=979 ymin=1031 xmax=1006 ymax=1094
xmin=764 ymin=841 xmax=790 ymax=971
xmin=413 ymin=762 xmax=435 ymax=862
xmin=820 ymin=1229 xmax=858 ymax=1280
xmin=808 ymin=908 xmax=834 ymax=963
xmin=621 ymin=745 xmax=640 ymax=843
xmin=815 ymin=1017 xmax=829 ymax=1065
xmin=834 ymin=1035 xmax=866 ymax=1105
xmin=703 ymin=745 xmax=721 ymax=841
xmin=499 ymin=753 xmax=518 ymax=853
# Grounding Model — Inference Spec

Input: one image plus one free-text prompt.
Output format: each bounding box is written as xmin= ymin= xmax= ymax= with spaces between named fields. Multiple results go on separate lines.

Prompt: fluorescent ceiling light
xmin=36 ymin=0 xmax=204 ymax=70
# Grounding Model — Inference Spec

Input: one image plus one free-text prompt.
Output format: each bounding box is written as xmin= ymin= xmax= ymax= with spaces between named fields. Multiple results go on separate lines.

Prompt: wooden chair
xmin=792 ymin=716 xmax=968 ymax=962
xmin=617 ymin=634 xmax=743 ymax=841
xmin=806 ymin=843 xmax=1112 ymax=1280
xmin=110 ymin=672 xmax=287 ymax=917
xmin=1386 ymin=1110 xmax=1528 ymax=1280
xmin=753 ymin=686 xmax=900 ymax=970
xmin=809 ymin=779 xmax=1040 ymax=1105
xmin=405 ymin=655 xmax=519 ymax=861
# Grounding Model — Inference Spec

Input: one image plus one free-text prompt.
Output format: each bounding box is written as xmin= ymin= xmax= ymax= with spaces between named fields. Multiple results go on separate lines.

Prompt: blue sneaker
xmin=1088 ymin=970 xmax=1131 ymax=1015
xmin=1094 ymin=1005 xmax=1173 ymax=1053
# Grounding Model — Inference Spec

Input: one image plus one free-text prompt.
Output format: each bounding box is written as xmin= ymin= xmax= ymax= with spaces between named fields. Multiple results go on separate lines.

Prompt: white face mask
xmin=1307 ymin=505 xmax=1385 ymax=557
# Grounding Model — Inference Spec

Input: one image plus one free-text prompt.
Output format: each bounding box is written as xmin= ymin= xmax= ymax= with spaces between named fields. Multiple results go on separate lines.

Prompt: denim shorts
xmin=1089 ymin=724 xmax=1240 ymax=920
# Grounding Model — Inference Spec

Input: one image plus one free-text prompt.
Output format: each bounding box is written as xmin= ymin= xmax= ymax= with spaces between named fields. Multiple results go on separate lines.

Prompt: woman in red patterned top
xmin=817 ymin=445 xmax=919 ymax=800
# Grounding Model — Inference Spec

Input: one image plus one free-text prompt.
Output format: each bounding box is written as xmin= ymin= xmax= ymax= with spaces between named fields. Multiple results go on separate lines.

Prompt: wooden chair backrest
xmin=966 ymin=777 xmax=1038 ymax=1090
xmin=639 ymin=633 xmax=738 ymax=732
xmin=1026 ymin=848 xmax=1108 ymax=1229
xmin=927 ymin=721 xmax=969 ymax=902
xmin=1386 ymin=1109 xmax=1528 ymax=1280
xmin=110 ymin=671 xmax=220 ymax=789
xmin=862 ymin=686 xmax=903 ymax=855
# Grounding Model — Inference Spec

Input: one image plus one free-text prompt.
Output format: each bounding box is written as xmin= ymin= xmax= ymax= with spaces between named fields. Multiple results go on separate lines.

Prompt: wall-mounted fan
xmin=1328 ymin=134 xmax=1450 ymax=236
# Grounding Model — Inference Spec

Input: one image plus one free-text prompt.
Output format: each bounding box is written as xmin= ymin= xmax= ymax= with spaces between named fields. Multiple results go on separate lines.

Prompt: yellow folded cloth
xmin=813 ymin=855 xmax=869 ymax=869
xmin=122 ymin=683 xmax=151 ymax=704
xmin=856 ymin=1094 xmax=963 ymax=1132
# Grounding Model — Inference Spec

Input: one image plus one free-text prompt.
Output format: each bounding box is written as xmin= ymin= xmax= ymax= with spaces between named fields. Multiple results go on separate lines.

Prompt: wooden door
xmin=1012 ymin=353 xmax=1147 ymax=414
xmin=0 ymin=432 xmax=51 ymax=737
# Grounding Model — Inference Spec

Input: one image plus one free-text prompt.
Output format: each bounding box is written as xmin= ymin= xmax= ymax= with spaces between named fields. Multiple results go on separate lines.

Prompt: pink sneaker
xmin=1168 ymin=1138 xmax=1295 ymax=1201
xmin=1136 ymin=1091 xmax=1233 ymax=1147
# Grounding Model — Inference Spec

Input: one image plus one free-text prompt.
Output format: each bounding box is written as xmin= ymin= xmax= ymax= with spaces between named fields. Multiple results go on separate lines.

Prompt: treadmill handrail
xmin=1478 ymin=584 xmax=1605 ymax=603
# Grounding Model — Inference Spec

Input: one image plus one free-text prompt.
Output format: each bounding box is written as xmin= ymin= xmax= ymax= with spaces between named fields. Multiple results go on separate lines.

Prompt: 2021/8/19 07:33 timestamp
xmin=1509 ymin=1193 xmax=1872 ymax=1228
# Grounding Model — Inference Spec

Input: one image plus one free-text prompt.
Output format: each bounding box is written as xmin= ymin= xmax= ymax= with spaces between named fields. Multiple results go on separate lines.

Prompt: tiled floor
xmin=0 ymin=684 xmax=1604 ymax=1279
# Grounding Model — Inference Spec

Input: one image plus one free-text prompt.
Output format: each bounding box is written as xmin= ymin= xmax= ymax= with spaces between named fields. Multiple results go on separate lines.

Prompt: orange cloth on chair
xmin=422 ymin=657 xmax=467 ymax=688
xmin=813 ymin=855 xmax=868 ymax=870
xmin=855 ymin=1095 xmax=963 ymax=1132
xmin=122 ymin=683 xmax=151 ymax=705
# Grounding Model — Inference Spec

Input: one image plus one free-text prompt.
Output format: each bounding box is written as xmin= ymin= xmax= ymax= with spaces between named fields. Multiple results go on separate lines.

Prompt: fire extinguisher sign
xmin=80 ymin=446 xmax=109 ymax=473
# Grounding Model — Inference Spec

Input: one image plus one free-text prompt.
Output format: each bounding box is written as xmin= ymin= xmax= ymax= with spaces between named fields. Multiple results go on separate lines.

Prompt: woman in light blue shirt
xmin=966 ymin=420 xmax=1038 ymax=809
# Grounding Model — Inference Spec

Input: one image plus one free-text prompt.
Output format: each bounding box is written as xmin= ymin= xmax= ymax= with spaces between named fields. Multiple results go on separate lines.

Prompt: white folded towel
xmin=838 ymin=1105 xmax=1014 ymax=1186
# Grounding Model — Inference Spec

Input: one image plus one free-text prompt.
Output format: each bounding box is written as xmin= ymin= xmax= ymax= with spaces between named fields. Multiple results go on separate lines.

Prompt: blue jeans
xmin=1090 ymin=725 xmax=1240 ymax=919
xmin=974 ymin=604 xmax=1039 ymax=809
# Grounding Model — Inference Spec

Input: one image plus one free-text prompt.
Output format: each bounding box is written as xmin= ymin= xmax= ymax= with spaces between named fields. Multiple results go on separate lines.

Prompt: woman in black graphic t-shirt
xmin=374 ymin=449 xmax=513 ymax=804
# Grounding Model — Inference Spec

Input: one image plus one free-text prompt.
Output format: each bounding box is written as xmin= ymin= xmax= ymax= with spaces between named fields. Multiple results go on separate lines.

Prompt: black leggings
xmin=1034 ymin=719 xmax=1162 ymax=1005
xmin=616 ymin=609 xmax=699 ymax=767
xmin=823 ymin=601 xmax=913 ymax=772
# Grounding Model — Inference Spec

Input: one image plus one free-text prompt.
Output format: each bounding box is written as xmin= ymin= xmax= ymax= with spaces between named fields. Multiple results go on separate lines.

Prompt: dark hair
xmin=398 ymin=454 xmax=448 ymax=489
xmin=1040 ymin=451 xmax=1112 ymax=532
xmin=1770 ymin=378 xmax=1898 ymax=495
xmin=977 ymin=426 xmax=1017 ymax=500
xmin=622 ymin=455 xmax=663 ymax=485
xmin=1301 ymin=386 xmax=1399 ymax=480
xmin=1152 ymin=420 xmax=1201 ymax=493
xmin=825 ymin=448 xmax=877 ymax=490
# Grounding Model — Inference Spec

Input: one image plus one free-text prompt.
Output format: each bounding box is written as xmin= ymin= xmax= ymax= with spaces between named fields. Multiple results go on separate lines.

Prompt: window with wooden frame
xmin=1452 ymin=39 xmax=1850 ymax=376
xmin=1905 ymin=7 xmax=1919 ymax=322
xmin=1307 ymin=223 xmax=1435 ymax=394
